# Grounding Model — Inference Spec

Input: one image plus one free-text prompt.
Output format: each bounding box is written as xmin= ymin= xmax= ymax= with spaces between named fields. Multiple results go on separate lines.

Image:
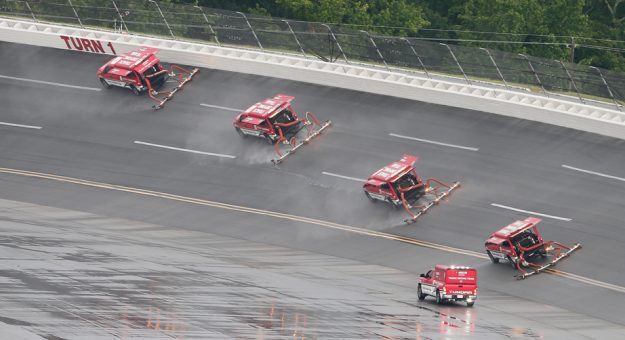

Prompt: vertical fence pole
xmin=194 ymin=6 xmax=220 ymax=47
xmin=518 ymin=53 xmax=548 ymax=97
xmin=21 ymin=0 xmax=37 ymax=21
xmin=66 ymin=0 xmax=83 ymax=28
xmin=569 ymin=36 xmax=575 ymax=64
xmin=321 ymin=23 xmax=348 ymax=64
xmin=440 ymin=43 xmax=470 ymax=85
xmin=148 ymin=0 xmax=174 ymax=39
xmin=111 ymin=0 xmax=128 ymax=33
xmin=480 ymin=47 xmax=509 ymax=90
xmin=236 ymin=11 xmax=263 ymax=51
xmin=590 ymin=66 xmax=621 ymax=111
xmin=360 ymin=30 xmax=389 ymax=71
xmin=556 ymin=60 xmax=584 ymax=104
xmin=402 ymin=38 xmax=430 ymax=79
xmin=283 ymin=20 xmax=306 ymax=58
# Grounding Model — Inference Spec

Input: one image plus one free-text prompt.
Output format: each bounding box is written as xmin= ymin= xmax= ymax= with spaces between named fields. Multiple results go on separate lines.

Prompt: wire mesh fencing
xmin=1 ymin=0 xmax=623 ymax=110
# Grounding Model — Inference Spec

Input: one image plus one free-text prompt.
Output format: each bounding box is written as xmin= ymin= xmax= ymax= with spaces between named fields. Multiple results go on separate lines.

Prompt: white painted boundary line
xmin=200 ymin=103 xmax=243 ymax=112
xmin=134 ymin=141 xmax=236 ymax=159
xmin=0 ymin=74 xmax=101 ymax=91
xmin=389 ymin=133 xmax=479 ymax=152
xmin=490 ymin=203 xmax=572 ymax=222
xmin=322 ymin=172 xmax=365 ymax=182
xmin=562 ymin=164 xmax=625 ymax=183
xmin=0 ymin=121 xmax=42 ymax=130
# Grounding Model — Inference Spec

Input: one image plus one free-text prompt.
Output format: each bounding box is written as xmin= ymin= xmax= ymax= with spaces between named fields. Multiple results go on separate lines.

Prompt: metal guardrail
xmin=2 ymin=0 xmax=624 ymax=111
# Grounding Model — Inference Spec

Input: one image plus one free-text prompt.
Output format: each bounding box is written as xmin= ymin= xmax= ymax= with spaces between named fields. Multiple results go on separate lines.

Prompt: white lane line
xmin=134 ymin=141 xmax=236 ymax=159
xmin=200 ymin=103 xmax=243 ymax=112
xmin=0 ymin=74 xmax=101 ymax=91
xmin=562 ymin=164 xmax=625 ymax=183
xmin=322 ymin=171 xmax=365 ymax=182
xmin=0 ymin=121 xmax=42 ymax=130
xmin=389 ymin=133 xmax=479 ymax=151
xmin=490 ymin=203 xmax=572 ymax=222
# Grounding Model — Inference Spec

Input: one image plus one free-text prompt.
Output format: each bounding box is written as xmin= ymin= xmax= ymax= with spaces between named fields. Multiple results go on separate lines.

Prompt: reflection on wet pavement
xmin=0 ymin=198 xmax=621 ymax=339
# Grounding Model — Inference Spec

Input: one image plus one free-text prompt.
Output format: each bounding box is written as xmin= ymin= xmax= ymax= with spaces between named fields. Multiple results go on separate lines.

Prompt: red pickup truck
xmin=418 ymin=265 xmax=477 ymax=307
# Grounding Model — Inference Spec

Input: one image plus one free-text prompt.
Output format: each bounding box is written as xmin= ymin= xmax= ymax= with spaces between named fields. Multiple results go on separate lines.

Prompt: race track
xmin=1 ymin=42 xmax=625 ymax=338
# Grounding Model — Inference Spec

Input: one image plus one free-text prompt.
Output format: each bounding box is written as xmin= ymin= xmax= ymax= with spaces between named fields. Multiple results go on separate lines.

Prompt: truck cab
xmin=363 ymin=154 xmax=426 ymax=208
xmin=485 ymin=217 xmax=547 ymax=269
xmin=418 ymin=265 xmax=477 ymax=307
xmin=233 ymin=94 xmax=301 ymax=144
xmin=97 ymin=47 xmax=167 ymax=95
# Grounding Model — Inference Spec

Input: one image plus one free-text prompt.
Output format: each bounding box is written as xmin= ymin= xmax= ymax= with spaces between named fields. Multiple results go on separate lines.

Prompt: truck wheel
xmin=387 ymin=199 xmax=399 ymax=210
xmin=235 ymin=127 xmax=245 ymax=138
xmin=466 ymin=301 xmax=475 ymax=307
xmin=99 ymin=78 xmax=110 ymax=89
xmin=131 ymin=86 xmax=140 ymax=96
xmin=364 ymin=191 xmax=376 ymax=203
xmin=507 ymin=256 xmax=517 ymax=269
xmin=435 ymin=290 xmax=443 ymax=304
xmin=263 ymin=134 xmax=275 ymax=145
xmin=417 ymin=284 xmax=426 ymax=301
xmin=487 ymin=250 xmax=499 ymax=264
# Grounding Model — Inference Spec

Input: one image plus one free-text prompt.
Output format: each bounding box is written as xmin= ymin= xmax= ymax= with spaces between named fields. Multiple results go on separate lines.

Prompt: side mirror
xmin=419 ymin=273 xmax=425 ymax=277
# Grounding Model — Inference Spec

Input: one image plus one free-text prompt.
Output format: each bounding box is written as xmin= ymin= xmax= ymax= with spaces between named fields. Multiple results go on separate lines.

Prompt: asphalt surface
xmin=5 ymin=198 xmax=623 ymax=339
xmin=1 ymin=41 xmax=625 ymax=337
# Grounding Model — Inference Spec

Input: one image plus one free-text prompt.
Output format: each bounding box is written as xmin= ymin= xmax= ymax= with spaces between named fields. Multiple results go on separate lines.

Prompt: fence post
xmin=480 ymin=47 xmax=509 ymax=90
xmin=18 ymin=0 xmax=36 ymax=21
xmin=283 ymin=20 xmax=306 ymax=58
xmin=148 ymin=0 xmax=174 ymax=39
xmin=590 ymin=66 xmax=621 ymax=111
xmin=440 ymin=43 xmax=470 ymax=85
xmin=321 ymin=23 xmax=348 ymax=64
xmin=194 ymin=6 xmax=220 ymax=47
xmin=518 ymin=53 xmax=548 ymax=97
xmin=111 ymin=0 xmax=128 ymax=33
xmin=360 ymin=30 xmax=389 ymax=71
xmin=402 ymin=38 xmax=430 ymax=79
xmin=569 ymin=36 xmax=575 ymax=64
xmin=236 ymin=11 xmax=263 ymax=51
xmin=66 ymin=0 xmax=83 ymax=28
xmin=556 ymin=60 xmax=584 ymax=104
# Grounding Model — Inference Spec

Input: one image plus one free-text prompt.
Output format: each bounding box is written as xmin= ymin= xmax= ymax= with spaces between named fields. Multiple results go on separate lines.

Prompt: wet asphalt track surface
xmin=1 ymin=42 xmax=625 ymax=338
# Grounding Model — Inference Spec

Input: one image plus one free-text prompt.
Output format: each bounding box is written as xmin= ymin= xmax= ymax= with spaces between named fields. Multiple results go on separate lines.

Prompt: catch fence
xmin=2 ymin=0 xmax=624 ymax=110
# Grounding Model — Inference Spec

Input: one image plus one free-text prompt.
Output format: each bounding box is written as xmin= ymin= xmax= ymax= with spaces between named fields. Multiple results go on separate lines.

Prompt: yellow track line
xmin=1 ymin=166 xmax=624 ymax=294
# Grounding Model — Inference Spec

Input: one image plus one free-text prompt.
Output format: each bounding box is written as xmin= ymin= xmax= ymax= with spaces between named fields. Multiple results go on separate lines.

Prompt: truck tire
xmin=487 ymin=250 xmax=499 ymax=264
xmin=387 ymin=199 xmax=400 ymax=210
xmin=364 ymin=191 xmax=376 ymax=203
xmin=263 ymin=133 xmax=275 ymax=145
xmin=131 ymin=86 xmax=140 ymax=96
xmin=99 ymin=78 xmax=110 ymax=89
xmin=417 ymin=284 xmax=426 ymax=301
xmin=435 ymin=290 xmax=442 ymax=304
xmin=235 ymin=127 xmax=245 ymax=138
xmin=508 ymin=256 xmax=517 ymax=269
xmin=466 ymin=301 xmax=475 ymax=307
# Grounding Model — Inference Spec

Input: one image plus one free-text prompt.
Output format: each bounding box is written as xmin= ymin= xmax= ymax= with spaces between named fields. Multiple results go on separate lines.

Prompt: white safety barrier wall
xmin=1 ymin=18 xmax=624 ymax=140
